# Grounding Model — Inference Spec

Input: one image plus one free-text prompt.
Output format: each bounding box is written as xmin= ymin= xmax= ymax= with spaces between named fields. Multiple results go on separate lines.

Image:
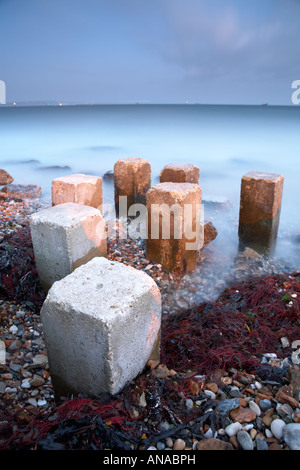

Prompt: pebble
xmin=270 ymin=419 xmax=286 ymax=440
xmin=249 ymin=400 xmax=261 ymax=417
xmin=283 ymin=423 xmax=300 ymax=450
xmin=256 ymin=437 xmax=269 ymax=450
xmin=173 ymin=439 xmax=186 ymax=450
xmin=237 ymin=430 xmax=254 ymax=450
xmin=225 ymin=422 xmax=242 ymax=437
xmin=259 ymin=399 xmax=272 ymax=412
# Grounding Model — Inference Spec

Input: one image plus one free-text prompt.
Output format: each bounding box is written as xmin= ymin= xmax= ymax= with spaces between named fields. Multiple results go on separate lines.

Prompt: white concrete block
xmin=30 ymin=202 xmax=107 ymax=291
xmin=40 ymin=257 xmax=161 ymax=398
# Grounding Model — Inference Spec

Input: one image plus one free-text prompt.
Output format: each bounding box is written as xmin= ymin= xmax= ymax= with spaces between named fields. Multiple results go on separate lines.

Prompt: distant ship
xmin=261 ymin=102 xmax=268 ymax=106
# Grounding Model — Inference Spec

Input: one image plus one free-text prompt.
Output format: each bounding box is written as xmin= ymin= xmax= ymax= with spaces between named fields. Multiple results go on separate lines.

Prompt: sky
xmin=0 ymin=0 xmax=300 ymax=105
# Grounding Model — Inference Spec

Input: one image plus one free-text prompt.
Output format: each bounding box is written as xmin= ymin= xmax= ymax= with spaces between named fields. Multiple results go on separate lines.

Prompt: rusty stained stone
xmin=160 ymin=163 xmax=200 ymax=184
xmin=229 ymin=406 xmax=257 ymax=423
xmin=238 ymin=171 xmax=284 ymax=255
xmin=52 ymin=173 xmax=103 ymax=210
xmin=0 ymin=169 xmax=14 ymax=186
xmin=114 ymin=157 xmax=151 ymax=215
xmin=146 ymin=182 xmax=202 ymax=274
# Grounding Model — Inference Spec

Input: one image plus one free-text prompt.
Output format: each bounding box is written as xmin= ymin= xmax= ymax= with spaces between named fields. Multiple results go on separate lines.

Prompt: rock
xmin=276 ymin=385 xmax=299 ymax=409
xmin=196 ymin=438 xmax=232 ymax=451
xmin=259 ymin=399 xmax=272 ymax=412
xmin=0 ymin=169 xmax=14 ymax=185
xmin=249 ymin=400 xmax=261 ymax=417
xmin=230 ymin=406 xmax=257 ymax=423
xmin=270 ymin=419 xmax=286 ymax=440
xmin=215 ymin=398 xmax=239 ymax=418
xmin=237 ymin=430 xmax=254 ymax=450
xmin=173 ymin=439 xmax=186 ymax=450
xmin=282 ymin=423 xmax=300 ymax=450
xmin=225 ymin=422 xmax=242 ymax=437
xmin=255 ymin=437 xmax=269 ymax=450
xmin=30 ymin=374 xmax=45 ymax=387
xmin=203 ymin=221 xmax=218 ymax=247
xmin=0 ymin=184 xmax=41 ymax=200
xmin=30 ymin=355 xmax=48 ymax=369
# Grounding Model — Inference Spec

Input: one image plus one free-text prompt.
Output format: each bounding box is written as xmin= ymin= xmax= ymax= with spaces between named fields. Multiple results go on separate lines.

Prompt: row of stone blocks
xmin=31 ymin=159 xmax=284 ymax=400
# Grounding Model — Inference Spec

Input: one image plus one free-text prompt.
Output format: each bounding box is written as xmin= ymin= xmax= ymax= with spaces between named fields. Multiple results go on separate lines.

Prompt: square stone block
xmin=146 ymin=182 xmax=202 ymax=273
xmin=40 ymin=257 xmax=161 ymax=398
xmin=52 ymin=173 xmax=103 ymax=210
xmin=30 ymin=202 xmax=107 ymax=291
xmin=114 ymin=158 xmax=151 ymax=215
xmin=160 ymin=163 xmax=199 ymax=184
xmin=238 ymin=171 xmax=284 ymax=254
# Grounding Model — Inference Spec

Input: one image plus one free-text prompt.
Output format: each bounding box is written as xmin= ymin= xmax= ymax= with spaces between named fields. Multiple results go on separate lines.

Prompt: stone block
xmin=30 ymin=202 xmax=107 ymax=291
xmin=114 ymin=158 xmax=151 ymax=215
xmin=238 ymin=171 xmax=284 ymax=254
xmin=146 ymin=182 xmax=202 ymax=273
xmin=160 ymin=163 xmax=199 ymax=184
xmin=40 ymin=257 xmax=161 ymax=398
xmin=52 ymin=173 xmax=103 ymax=210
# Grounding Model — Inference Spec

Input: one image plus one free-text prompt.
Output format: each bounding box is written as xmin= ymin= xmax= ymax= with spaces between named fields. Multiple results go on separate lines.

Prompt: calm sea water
xmin=0 ymin=104 xmax=299 ymax=265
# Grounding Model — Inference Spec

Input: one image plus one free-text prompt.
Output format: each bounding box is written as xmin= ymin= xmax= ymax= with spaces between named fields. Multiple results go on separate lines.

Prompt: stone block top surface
xmin=242 ymin=171 xmax=284 ymax=183
xmin=161 ymin=163 xmax=198 ymax=170
xmin=30 ymin=202 xmax=102 ymax=228
xmin=46 ymin=257 xmax=161 ymax=323
xmin=52 ymin=173 xmax=102 ymax=185
xmin=147 ymin=182 xmax=201 ymax=202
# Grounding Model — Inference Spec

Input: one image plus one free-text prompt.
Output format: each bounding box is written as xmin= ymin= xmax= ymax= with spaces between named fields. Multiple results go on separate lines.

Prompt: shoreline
xmin=0 ymin=190 xmax=300 ymax=450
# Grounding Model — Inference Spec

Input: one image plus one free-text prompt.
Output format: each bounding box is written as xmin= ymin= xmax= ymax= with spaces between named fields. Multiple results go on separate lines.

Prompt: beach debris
xmin=238 ymin=171 xmax=284 ymax=255
xmin=160 ymin=163 xmax=199 ymax=184
xmin=51 ymin=173 xmax=103 ymax=210
xmin=114 ymin=157 xmax=151 ymax=216
xmin=0 ymin=184 xmax=41 ymax=202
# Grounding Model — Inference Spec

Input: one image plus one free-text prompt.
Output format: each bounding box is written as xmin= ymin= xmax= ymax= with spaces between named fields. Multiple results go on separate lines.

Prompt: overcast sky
xmin=0 ymin=0 xmax=300 ymax=104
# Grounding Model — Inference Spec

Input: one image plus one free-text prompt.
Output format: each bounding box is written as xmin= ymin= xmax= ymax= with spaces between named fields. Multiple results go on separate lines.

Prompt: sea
xmin=0 ymin=103 xmax=300 ymax=271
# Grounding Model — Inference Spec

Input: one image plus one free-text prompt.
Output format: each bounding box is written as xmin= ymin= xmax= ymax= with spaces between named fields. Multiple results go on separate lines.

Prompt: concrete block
xmin=160 ymin=163 xmax=199 ymax=184
xmin=40 ymin=257 xmax=161 ymax=398
xmin=238 ymin=171 xmax=284 ymax=254
xmin=52 ymin=173 xmax=103 ymax=210
xmin=146 ymin=182 xmax=202 ymax=273
xmin=114 ymin=158 xmax=151 ymax=215
xmin=30 ymin=202 xmax=107 ymax=291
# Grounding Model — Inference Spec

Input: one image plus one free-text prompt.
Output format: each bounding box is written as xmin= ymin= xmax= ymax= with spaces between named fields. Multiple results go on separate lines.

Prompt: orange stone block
xmin=238 ymin=171 xmax=284 ymax=254
xmin=52 ymin=173 xmax=103 ymax=210
xmin=146 ymin=182 xmax=202 ymax=274
xmin=114 ymin=158 xmax=151 ymax=215
xmin=160 ymin=163 xmax=199 ymax=184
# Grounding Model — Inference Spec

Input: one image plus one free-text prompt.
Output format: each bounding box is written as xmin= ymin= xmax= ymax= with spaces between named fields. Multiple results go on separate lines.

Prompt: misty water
xmin=0 ymin=104 xmax=300 ymax=298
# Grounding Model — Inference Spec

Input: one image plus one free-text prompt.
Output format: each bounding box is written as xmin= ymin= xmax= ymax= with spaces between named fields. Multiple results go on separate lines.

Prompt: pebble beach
xmin=1 ymin=182 xmax=300 ymax=452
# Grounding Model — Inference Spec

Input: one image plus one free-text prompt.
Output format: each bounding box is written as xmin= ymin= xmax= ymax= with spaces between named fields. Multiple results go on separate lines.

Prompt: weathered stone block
xmin=30 ymin=202 xmax=107 ymax=291
xmin=238 ymin=171 xmax=284 ymax=254
xmin=52 ymin=173 xmax=103 ymax=210
xmin=160 ymin=163 xmax=199 ymax=184
xmin=146 ymin=182 xmax=202 ymax=273
xmin=114 ymin=158 xmax=151 ymax=215
xmin=40 ymin=257 xmax=161 ymax=398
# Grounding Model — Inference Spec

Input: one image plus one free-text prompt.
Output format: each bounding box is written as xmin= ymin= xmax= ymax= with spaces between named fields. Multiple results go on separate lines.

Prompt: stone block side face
xmin=160 ymin=163 xmax=200 ymax=184
xmin=52 ymin=174 xmax=103 ymax=210
xmin=30 ymin=203 xmax=107 ymax=291
xmin=146 ymin=183 xmax=202 ymax=273
xmin=40 ymin=258 xmax=161 ymax=398
xmin=238 ymin=172 xmax=284 ymax=254
xmin=114 ymin=158 xmax=151 ymax=214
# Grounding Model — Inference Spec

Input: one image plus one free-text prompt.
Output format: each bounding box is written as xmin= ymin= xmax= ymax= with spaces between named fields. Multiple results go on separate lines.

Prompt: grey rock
xmin=215 ymin=398 xmax=239 ymax=417
xmin=259 ymin=399 xmax=272 ymax=412
xmin=237 ymin=430 xmax=254 ymax=450
xmin=283 ymin=423 xmax=300 ymax=450
xmin=270 ymin=419 xmax=286 ymax=440
xmin=256 ymin=437 xmax=269 ymax=450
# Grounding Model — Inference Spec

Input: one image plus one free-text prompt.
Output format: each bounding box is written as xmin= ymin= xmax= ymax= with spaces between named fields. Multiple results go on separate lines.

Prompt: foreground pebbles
xmin=1 ymin=197 xmax=300 ymax=449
